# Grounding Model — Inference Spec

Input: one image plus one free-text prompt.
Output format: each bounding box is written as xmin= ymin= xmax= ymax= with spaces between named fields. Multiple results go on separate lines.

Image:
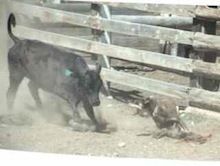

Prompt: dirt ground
xmin=1 ymin=61 xmax=220 ymax=160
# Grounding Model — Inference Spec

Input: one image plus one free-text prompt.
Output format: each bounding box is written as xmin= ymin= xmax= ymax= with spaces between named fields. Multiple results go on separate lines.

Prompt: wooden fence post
xmin=191 ymin=6 xmax=219 ymax=91
xmin=188 ymin=18 xmax=202 ymax=88
xmin=198 ymin=6 xmax=219 ymax=91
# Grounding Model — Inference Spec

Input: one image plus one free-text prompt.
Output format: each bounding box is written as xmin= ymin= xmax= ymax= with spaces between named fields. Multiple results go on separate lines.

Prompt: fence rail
xmin=112 ymin=15 xmax=193 ymax=28
xmin=103 ymin=3 xmax=220 ymax=20
xmin=13 ymin=25 xmax=220 ymax=80
xmin=102 ymin=69 xmax=220 ymax=111
xmin=10 ymin=1 xmax=220 ymax=51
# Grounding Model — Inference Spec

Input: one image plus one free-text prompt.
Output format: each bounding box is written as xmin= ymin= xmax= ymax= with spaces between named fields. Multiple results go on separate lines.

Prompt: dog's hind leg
xmin=7 ymin=64 xmax=24 ymax=110
xmin=28 ymin=81 xmax=42 ymax=109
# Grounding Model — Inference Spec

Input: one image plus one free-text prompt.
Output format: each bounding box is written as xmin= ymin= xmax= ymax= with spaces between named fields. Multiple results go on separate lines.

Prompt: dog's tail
xmin=7 ymin=13 xmax=19 ymax=43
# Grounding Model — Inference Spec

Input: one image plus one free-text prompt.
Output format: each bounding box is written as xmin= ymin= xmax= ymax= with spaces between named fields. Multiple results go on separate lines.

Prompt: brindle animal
xmin=135 ymin=96 xmax=188 ymax=131
xmin=135 ymin=96 xmax=211 ymax=144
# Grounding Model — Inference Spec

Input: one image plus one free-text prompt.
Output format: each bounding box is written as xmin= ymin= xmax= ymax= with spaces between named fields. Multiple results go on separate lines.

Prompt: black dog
xmin=7 ymin=13 xmax=103 ymax=132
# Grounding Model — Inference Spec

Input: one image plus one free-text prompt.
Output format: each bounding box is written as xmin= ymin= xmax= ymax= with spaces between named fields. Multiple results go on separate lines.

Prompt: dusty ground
xmin=1 ymin=63 xmax=220 ymax=160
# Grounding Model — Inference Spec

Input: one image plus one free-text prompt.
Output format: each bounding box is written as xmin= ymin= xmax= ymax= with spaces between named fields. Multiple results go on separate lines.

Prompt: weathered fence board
xmin=10 ymin=1 xmax=220 ymax=51
xmin=16 ymin=17 xmax=160 ymax=51
xmin=102 ymin=68 xmax=189 ymax=99
xmin=111 ymin=35 xmax=160 ymax=51
xmin=13 ymin=25 xmax=220 ymax=81
xmin=16 ymin=0 xmax=91 ymax=13
xmin=112 ymin=15 xmax=193 ymax=28
xmin=101 ymin=68 xmax=220 ymax=111
xmin=195 ymin=6 xmax=220 ymax=20
xmin=104 ymin=3 xmax=220 ymax=20
xmin=18 ymin=11 xmax=193 ymax=28
xmin=102 ymin=3 xmax=196 ymax=17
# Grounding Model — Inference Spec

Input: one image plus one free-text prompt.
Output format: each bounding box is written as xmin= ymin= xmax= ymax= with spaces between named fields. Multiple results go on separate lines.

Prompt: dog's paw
xmin=68 ymin=119 xmax=95 ymax=132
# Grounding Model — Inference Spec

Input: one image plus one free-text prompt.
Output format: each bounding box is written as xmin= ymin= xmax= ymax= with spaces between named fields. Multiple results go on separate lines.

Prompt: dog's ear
xmin=142 ymin=95 xmax=155 ymax=105
xmin=143 ymin=98 xmax=150 ymax=105
xmin=146 ymin=95 xmax=157 ymax=111
xmin=95 ymin=63 xmax=102 ymax=74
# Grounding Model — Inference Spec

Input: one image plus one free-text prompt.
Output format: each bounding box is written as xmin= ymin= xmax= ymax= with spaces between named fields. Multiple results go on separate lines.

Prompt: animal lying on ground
xmin=7 ymin=13 xmax=104 ymax=132
xmin=130 ymin=96 xmax=188 ymax=131
xmin=133 ymin=96 xmax=211 ymax=144
xmin=144 ymin=96 xmax=188 ymax=131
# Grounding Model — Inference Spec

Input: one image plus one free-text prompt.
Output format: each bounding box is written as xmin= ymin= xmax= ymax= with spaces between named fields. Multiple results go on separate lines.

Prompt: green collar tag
xmin=64 ymin=69 xmax=73 ymax=76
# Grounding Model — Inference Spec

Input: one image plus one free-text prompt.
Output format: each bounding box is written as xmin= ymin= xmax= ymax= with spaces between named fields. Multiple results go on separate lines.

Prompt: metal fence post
xmin=91 ymin=3 xmax=112 ymax=97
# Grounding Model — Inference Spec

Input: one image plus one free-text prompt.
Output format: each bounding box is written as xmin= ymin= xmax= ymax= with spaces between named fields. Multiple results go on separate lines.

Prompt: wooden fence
xmin=102 ymin=3 xmax=220 ymax=20
xmin=8 ymin=0 xmax=220 ymax=111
